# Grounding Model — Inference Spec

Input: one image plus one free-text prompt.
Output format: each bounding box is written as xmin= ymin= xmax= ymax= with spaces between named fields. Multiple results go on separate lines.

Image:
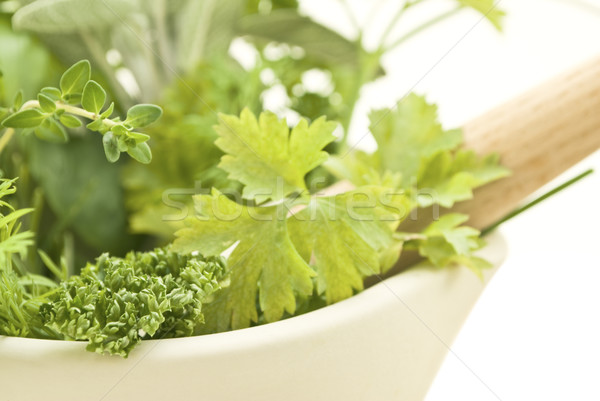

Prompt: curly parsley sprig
xmin=41 ymin=248 xmax=226 ymax=357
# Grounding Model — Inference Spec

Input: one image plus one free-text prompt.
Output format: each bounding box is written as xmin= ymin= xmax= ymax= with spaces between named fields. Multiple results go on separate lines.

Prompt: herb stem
xmin=385 ymin=6 xmax=463 ymax=52
xmin=481 ymin=169 xmax=594 ymax=235
xmin=0 ymin=99 xmax=117 ymax=154
xmin=21 ymin=100 xmax=118 ymax=129
xmin=336 ymin=0 xmax=361 ymax=34
xmin=57 ymin=103 xmax=105 ymax=124
xmin=379 ymin=0 xmax=424 ymax=48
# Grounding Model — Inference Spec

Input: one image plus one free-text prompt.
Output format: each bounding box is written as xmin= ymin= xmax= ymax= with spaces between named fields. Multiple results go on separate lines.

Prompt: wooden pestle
xmin=453 ymin=56 xmax=600 ymax=228
xmin=380 ymin=55 xmax=600 ymax=279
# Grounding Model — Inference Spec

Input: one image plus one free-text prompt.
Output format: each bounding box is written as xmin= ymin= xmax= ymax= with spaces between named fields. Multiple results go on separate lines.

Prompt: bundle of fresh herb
xmin=42 ymin=248 xmax=226 ymax=357
xmin=0 ymin=0 xmax=509 ymax=356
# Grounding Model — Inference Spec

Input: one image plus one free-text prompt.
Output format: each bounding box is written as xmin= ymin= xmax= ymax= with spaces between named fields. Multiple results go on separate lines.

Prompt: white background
xmin=299 ymin=0 xmax=600 ymax=399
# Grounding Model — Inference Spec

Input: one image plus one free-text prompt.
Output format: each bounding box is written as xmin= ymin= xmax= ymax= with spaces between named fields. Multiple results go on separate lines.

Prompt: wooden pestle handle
xmin=399 ymin=55 xmax=600 ymax=233
xmin=453 ymin=55 xmax=600 ymax=229
xmin=380 ymin=56 xmax=600 ymax=279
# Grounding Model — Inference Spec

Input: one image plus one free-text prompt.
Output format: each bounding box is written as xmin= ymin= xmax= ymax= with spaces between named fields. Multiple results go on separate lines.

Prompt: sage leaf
xmin=12 ymin=0 xmax=136 ymax=33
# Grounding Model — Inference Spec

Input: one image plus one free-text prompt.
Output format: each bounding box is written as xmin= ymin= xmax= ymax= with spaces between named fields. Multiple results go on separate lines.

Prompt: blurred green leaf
xmin=12 ymin=0 xmax=136 ymax=33
xmin=238 ymin=9 xmax=361 ymax=67
xmin=176 ymin=0 xmax=243 ymax=71
xmin=127 ymin=141 xmax=152 ymax=164
xmin=13 ymin=90 xmax=23 ymax=109
xmin=2 ymin=109 xmax=45 ymax=128
xmin=0 ymin=18 xmax=59 ymax=104
xmin=245 ymin=0 xmax=298 ymax=14
xmin=58 ymin=113 xmax=82 ymax=128
xmin=34 ymin=117 xmax=68 ymax=143
xmin=28 ymin=135 xmax=134 ymax=254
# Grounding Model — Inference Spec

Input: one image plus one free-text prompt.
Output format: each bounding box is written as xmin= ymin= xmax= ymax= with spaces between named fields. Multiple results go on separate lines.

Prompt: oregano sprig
xmin=0 ymin=60 xmax=162 ymax=164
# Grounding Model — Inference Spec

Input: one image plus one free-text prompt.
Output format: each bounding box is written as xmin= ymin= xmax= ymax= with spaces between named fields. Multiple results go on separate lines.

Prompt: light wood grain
xmin=383 ymin=55 xmax=600 ymax=278
xmin=454 ymin=55 xmax=600 ymax=228
xmin=399 ymin=55 xmax=600 ymax=232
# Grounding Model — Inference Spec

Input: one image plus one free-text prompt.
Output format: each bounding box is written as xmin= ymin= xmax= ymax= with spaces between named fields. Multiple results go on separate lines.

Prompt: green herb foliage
xmin=0 ymin=0 xmax=511 ymax=355
xmin=0 ymin=179 xmax=57 ymax=339
xmin=1 ymin=60 xmax=161 ymax=163
xmin=174 ymin=105 xmax=505 ymax=332
xmin=42 ymin=248 xmax=226 ymax=357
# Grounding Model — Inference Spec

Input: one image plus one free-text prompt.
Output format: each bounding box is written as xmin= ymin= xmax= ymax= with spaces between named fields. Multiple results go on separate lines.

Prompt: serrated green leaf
xmin=59 ymin=60 xmax=90 ymax=96
xmin=416 ymin=150 xmax=510 ymax=208
xmin=37 ymin=93 xmax=56 ymax=113
xmin=102 ymin=132 xmax=120 ymax=163
xmin=59 ymin=114 xmax=82 ymax=128
xmin=454 ymin=255 xmax=492 ymax=279
xmin=2 ymin=109 xmax=45 ymax=128
xmin=324 ymin=151 xmax=402 ymax=188
xmin=215 ymin=108 xmax=337 ymax=202
xmin=173 ymin=190 xmax=314 ymax=331
xmin=81 ymin=80 xmax=106 ymax=115
xmin=125 ymin=104 xmax=162 ymax=128
xmin=127 ymin=142 xmax=152 ymax=164
xmin=411 ymin=213 xmax=487 ymax=270
xmin=369 ymin=94 xmax=462 ymax=186
xmin=422 ymin=214 xmax=479 ymax=254
xmin=34 ymin=117 xmax=68 ymax=143
xmin=40 ymin=86 xmax=62 ymax=100
xmin=122 ymin=113 xmax=238 ymax=240
xmin=288 ymin=186 xmax=408 ymax=303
